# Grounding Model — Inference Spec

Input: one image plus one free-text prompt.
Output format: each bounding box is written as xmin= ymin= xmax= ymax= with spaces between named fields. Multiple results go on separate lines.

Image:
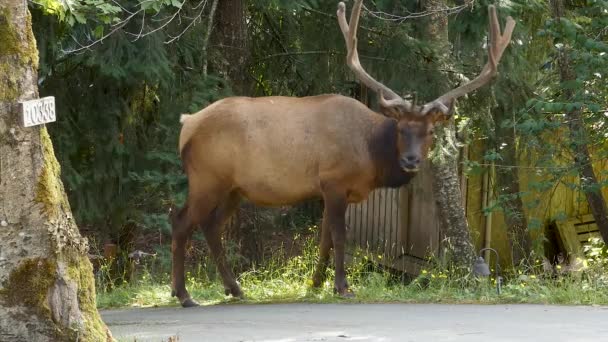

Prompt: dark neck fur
xmin=368 ymin=118 xmax=417 ymax=188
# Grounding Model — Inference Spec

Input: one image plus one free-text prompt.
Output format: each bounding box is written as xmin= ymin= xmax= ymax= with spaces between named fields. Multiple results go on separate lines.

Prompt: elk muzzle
xmin=400 ymin=154 xmax=421 ymax=172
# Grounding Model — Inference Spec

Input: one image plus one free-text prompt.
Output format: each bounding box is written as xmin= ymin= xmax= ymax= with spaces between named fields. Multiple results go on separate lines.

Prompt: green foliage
xmin=96 ymin=235 xmax=608 ymax=308
xmin=515 ymin=0 xmax=608 ymax=209
xmin=30 ymin=0 xmax=495 ymax=246
xmin=29 ymin=0 xmax=608 ymax=276
xmin=30 ymin=0 xmax=232 ymax=242
xmin=584 ymin=237 xmax=608 ymax=270
xmin=33 ymin=0 xmax=122 ymax=26
xmin=463 ymin=0 xmax=608 ymax=252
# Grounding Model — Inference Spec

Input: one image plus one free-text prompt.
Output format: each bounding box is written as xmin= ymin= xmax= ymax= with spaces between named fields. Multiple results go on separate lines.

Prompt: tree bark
xmin=208 ymin=0 xmax=275 ymax=265
xmin=0 ymin=1 xmax=112 ymax=340
xmin=210 ymin=0 xmax=251 ymax=95
xmin=423 ymin=0 xmax=475 ymax=267
xmin=550 ymin=0 xmax=608 ymax=243
xmin=493 ymin=106 xmax=532 ymax=266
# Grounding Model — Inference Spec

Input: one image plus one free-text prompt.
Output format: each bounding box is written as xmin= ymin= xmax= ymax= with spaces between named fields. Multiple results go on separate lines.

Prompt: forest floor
xmin=102 ymin=303 xmax=608 ymax=342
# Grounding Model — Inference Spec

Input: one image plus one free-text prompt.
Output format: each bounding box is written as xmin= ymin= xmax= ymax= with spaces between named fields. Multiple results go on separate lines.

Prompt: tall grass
xmin=96 ymin=234 xmax=608 ymax=309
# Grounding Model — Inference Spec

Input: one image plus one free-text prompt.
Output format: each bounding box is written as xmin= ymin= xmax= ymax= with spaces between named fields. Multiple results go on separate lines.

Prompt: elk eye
xmin=429 ymin=129 xmax=435 ymax=135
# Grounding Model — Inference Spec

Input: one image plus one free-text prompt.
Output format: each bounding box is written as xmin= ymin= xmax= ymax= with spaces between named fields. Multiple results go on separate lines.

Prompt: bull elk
xmin=171 ymin=0 xmax=515 ymax=307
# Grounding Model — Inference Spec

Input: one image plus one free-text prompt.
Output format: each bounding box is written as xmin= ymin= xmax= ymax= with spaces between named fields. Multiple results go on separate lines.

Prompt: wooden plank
xmin=573 ymin=214 xmax=596 ymax=225
xmin=390 ymin=254 xmax=428 ymax=275
xmin=407 ymin=162 xmax=440 ymax=259
xmin=346 ymin=187 xmax=402 ymax=258
xmin=577 ymin=232 xmax=600 ymax=244
xmin=555 ymin=220 xmax=581 ymax=257
xmin=398 ymin=186 xmax=409 ymax=256
xmin=575 ymin=223 xmax=599 ymax=234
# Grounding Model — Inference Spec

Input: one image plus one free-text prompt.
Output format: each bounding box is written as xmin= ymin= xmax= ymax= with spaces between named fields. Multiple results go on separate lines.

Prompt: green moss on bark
xmin=36 ymin=128 xmax=70 ymax=219
xmin=24 ymin=7 xmax=39 ymax=70
xmin=0 ymin=6 xmax=39 ymax=101
xmin=65 ymin=252 xmax=113 ymax=342
xmin=0 ymin=255 xmax=112 ymax=341
xmin=0 ymin=258 xmax=56 ymax=315
xmin=0 ymin=53 xmax=19 ymax=101
xmin=0 ymin=9 xmax=20 ymax=57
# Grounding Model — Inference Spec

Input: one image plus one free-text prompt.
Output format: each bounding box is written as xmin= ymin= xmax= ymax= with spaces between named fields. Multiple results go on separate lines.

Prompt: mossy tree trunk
xmin=423 ymin=0 xmax=475 ymax=268
xmin=0 ymin=1 xmax=112 ymax=341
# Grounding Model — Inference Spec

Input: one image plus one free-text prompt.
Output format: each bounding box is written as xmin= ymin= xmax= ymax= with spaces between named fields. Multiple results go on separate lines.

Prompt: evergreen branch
xmin=256 ymin=50 xmax=337 ymax=61
xmin=256 ymin=50 xmax=464 ymax=75
xmin=63 ymin=0 xmax=209 ymax=53
xmin=261 ymin=11 xmax=305 ymax=82
xmin=64 ymin=8 xmax=143 ymax=54
xmin=300 ymin=6 xmax=384 ymax=35
xmin=125 ymin=0 xmax=194 ymax=42
xmin=362 ymin=2 xmax=473 ymax=23
xmin=134 ymin=6 xmax=146 ymax=40
xmin=165 ymin=0 xmax=207 ymax=44
xmin=110 ymin=0 xmax=134 ymax=15
xmin=473 ymin=155 xmax=608 ymax=170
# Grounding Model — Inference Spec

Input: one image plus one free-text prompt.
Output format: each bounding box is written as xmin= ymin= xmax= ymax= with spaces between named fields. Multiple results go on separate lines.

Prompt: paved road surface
xmin=102 ymin=303 xmax=608 ymax=342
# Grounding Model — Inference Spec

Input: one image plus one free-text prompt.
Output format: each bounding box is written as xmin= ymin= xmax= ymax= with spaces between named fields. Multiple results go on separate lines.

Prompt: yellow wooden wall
xmin=465 ymin=137 xmax=608 ymax=267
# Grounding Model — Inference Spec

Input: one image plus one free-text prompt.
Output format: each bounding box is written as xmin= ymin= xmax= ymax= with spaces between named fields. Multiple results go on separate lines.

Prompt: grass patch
xmin=96 ymin=236 xmax=608 ymax=309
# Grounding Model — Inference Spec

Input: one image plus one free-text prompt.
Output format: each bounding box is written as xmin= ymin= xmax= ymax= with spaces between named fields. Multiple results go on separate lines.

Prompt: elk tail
xmin=179 ymin=114 xmax=191 ymax=124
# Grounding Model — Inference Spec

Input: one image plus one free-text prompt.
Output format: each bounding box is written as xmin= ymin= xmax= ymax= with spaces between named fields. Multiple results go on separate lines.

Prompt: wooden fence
xmin=345 ymin=162 xmax=445 ymax=274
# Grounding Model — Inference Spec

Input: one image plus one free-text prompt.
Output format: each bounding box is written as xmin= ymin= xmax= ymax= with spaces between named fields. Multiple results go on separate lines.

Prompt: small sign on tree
xmin=20 ymin=96 xmax=56 ymax=127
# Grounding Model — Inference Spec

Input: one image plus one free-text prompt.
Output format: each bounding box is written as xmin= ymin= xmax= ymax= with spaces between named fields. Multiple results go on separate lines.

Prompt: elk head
xmin=337 ymin=0 xmax=516 ymax=171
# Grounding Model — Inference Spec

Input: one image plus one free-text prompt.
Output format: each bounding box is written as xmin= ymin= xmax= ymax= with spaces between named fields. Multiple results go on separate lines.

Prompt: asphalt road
xmin=102 ymin=303 xmax=608 ymax=342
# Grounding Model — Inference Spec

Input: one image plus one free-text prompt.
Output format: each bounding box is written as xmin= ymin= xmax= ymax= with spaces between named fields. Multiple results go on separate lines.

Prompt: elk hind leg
xmin=202 ymin=191 xmax=244 ymax=298
xmin=171 ymin=187 xmax=225 ymax=307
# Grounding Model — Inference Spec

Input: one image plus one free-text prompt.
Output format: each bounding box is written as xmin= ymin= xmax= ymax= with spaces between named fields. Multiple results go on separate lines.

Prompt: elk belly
xmin=235 ymin=177 xmax=320 ymax=207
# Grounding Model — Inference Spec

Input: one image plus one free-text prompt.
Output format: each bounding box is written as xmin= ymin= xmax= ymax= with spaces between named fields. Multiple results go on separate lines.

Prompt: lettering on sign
xmin=20 ymin=96 xmax=56 ymax=127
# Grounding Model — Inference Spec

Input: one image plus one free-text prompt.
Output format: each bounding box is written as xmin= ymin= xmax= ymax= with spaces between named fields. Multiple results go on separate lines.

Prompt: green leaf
xmin=565 ymin=103 xmax=575 ymax=112
xmin=94 ymin=25 xmax=104 ymax=39
xmin=560 ymin=80 xmax=582 ymax=90
xmin=72 ymin=11 xmax=87 ymax=24
xmin=588 ymin=103 xmax=601 ymax=112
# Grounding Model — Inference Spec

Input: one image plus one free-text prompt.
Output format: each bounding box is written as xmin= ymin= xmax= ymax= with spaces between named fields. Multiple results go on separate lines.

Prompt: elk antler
xmin=337 ymin=0 xmax=413 ymax=114
xmin=420 ymin=5 xmax=516 ymax=116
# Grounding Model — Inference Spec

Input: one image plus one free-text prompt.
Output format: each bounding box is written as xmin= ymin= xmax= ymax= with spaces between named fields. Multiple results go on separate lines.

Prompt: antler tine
xmin=337 ymin=1 xmax=412 ymax=113
xmin=421 ymin=5 xmax=516 ymax=116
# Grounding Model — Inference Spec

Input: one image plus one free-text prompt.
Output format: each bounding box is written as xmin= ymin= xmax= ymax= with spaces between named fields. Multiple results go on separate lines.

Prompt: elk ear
xmin=378 ymin=102 xmax=409 ymax=120
xmin=378 ymin=105 xmax=401 ymax=119
xmin=429 ymin=99 xmax=455 ymax=124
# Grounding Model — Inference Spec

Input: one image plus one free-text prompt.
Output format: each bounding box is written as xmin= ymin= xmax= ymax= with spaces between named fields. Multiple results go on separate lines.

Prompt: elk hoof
xmin=225 ymin=286 xmax=244 ymax=299
xmin=311 ymin=274 xmax=325 ymax=288
xmin=334 ymin=287 xmax=355 ymax=298
xmin=181 ymin=298 xmax=200 ymax=308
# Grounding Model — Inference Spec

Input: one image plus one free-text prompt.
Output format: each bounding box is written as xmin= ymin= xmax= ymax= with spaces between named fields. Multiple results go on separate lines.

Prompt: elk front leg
xmin=320 ymin=183 xmax=350 ymax=296
xmin=312 ymin=220 xmax=333 ymax=287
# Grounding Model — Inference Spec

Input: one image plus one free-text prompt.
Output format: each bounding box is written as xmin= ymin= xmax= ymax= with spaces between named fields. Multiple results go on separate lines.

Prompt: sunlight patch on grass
xmin=96 ymin=237 xmax=608 ymax=309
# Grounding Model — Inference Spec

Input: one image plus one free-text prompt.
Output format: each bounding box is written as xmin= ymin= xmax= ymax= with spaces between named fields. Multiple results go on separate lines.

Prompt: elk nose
xmin=400 ymin=155 xmax=421 ymax=170
xmin=405 ymin=155 xmax=419 ymax=163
